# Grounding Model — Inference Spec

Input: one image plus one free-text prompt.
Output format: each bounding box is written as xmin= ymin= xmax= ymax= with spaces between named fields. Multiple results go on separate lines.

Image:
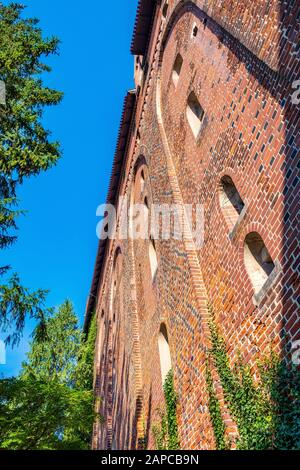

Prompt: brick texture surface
xmin=91 ymin=0 xmax=300 ymax=450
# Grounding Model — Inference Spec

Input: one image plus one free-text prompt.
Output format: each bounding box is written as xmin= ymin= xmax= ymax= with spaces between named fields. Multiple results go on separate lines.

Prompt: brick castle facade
xmin=84 ymin=0 xmax=300 ymax=450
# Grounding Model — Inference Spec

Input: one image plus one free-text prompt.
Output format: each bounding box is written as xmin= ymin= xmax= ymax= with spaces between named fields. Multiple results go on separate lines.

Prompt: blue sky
xmin=0 ymin=0 xmax=138 ymax=376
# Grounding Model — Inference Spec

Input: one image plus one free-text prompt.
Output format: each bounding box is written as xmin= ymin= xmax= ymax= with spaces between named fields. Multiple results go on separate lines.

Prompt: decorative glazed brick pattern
xmin=90 ymin=1 xmax=300 ymax=450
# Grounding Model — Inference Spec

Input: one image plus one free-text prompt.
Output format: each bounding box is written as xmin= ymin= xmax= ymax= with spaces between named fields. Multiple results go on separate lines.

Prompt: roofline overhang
xmin=83 ymin=90 xmax=136 ymax=333
xmin=131 ymin=0 xmax=157 ymax=56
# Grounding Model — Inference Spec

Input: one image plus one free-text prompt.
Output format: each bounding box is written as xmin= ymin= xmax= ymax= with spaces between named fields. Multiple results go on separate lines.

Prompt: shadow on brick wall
xmin=279 ymin=0 xmax=300 ymax=363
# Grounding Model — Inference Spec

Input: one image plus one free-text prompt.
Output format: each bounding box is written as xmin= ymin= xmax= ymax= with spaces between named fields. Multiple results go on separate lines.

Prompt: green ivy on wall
xmin=206 ymin=307 xmax=300 ymax=450
xmin=153 ymin=370 xmax=180 ymax=450
xmin=205 ymin=360 xmax=228 ymax=450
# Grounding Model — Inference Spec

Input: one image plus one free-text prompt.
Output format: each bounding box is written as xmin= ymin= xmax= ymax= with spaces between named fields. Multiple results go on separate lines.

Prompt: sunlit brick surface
xmin=90 ymin=1 xmax=300 ymax=450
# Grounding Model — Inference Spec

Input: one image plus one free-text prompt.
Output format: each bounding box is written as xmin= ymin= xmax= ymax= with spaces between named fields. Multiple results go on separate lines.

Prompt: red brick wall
xmin=92 ymin=0 xmax=300 ymax=450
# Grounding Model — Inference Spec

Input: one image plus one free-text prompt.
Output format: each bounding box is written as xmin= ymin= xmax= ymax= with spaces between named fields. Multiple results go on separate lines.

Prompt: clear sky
xmin=0 ymin=0 xmax=138 ymax=376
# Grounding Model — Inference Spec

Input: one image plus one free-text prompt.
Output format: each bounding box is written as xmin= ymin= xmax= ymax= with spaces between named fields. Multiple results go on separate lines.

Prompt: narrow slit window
xmin=244 ymin=232 xmax=275 ymax=295
xmin=186 ymin=92 xmax=205 ymax=139
xmin=220 ymin=176 xmax=245 ymax=229
xmin=192 ymin=23 xmax=198 ymax=37
xmin=162 ymin=2 xmax=169 ymax=18
xmin=149 ymin=238 xmax=158 ymax=281
xmin=158 ymin=324 xmax=172 ymax=384
xmin=172 ymin=53 xmax=183 ymax=87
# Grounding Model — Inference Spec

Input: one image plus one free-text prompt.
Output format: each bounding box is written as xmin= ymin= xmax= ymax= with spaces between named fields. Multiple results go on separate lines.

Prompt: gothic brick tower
xmin=85 ymin=0 xmax=300 ymax=450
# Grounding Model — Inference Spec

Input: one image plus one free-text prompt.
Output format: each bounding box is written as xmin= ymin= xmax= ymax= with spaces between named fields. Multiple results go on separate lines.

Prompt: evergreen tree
xmin=0 ymin=2 xmax=63 ymax=345
xmin=22 ymin=300 xmax=82 ymax=385
xmin=0 ymin=302 xmax=98 ymax=450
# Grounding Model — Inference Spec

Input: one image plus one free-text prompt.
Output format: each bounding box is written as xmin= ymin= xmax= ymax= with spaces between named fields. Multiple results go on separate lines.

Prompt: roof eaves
xmin=131 ymin=0 xmax=156 ymax=56
xmin=83 ymin=90 xmax=136 ymax=332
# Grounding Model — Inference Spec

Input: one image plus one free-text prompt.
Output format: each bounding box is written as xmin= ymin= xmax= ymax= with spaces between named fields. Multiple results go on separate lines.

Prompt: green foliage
xmin=0 ymin=2 xmax=62 ymax=252
xmin=153 ymin=370 xmax=180 ymax=450
xmin=205 ymin=360 xmax=227 ymax=450
xmin=0 ymin=302 xmax=99 ymax=450
xmin=75 ymin=314 xmax=97 ymax=391
xmin=259 ymin=353 xmax=300 ymax=450
xmin=207 ymin=308 xmax=300 ymax=450
xmin=0 ymin=2 xmax=63 ymax=344
xmin=164 ymin=370 xmax=180 ymax=450
xmin=22 ymin=300 xmax=82 ymax=385
xmin=0 ymin=196 xmax=22 ymax=250
xmin=153 ymin=410 xmax=168 ymax=450
xmin=0 ymin=376 xmax=94 ymax=450
xmin=208 ymin=316 xmax=273 ymax=450
xmin=0 ymin=273 xmax=51 ymax=347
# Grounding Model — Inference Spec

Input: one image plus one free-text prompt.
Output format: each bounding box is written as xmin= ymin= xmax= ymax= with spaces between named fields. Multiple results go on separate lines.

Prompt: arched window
xmin=149 ymin=238 xmax=158 ymax=280
xmin=219 ymin=175 xmax=245 ymax=229
xmin=244 ymin=232 xmax=275 ymax=294
xmin=158 ymin=324 xmax=172 ymax=384
xmin=186 ymin=92 xmax=205 ymax=139
xmin=172 ymin=53 xmax=183 ymax=87
xmin=133 ymin=157 xmax=147 ymax=204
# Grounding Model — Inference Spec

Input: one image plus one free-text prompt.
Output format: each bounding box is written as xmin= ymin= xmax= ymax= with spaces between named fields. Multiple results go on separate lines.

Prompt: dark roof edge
xmin=131 ymin=0 xmax=157 ymax=56
xmin=83 ymin=90 xmax=136 ymax=333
